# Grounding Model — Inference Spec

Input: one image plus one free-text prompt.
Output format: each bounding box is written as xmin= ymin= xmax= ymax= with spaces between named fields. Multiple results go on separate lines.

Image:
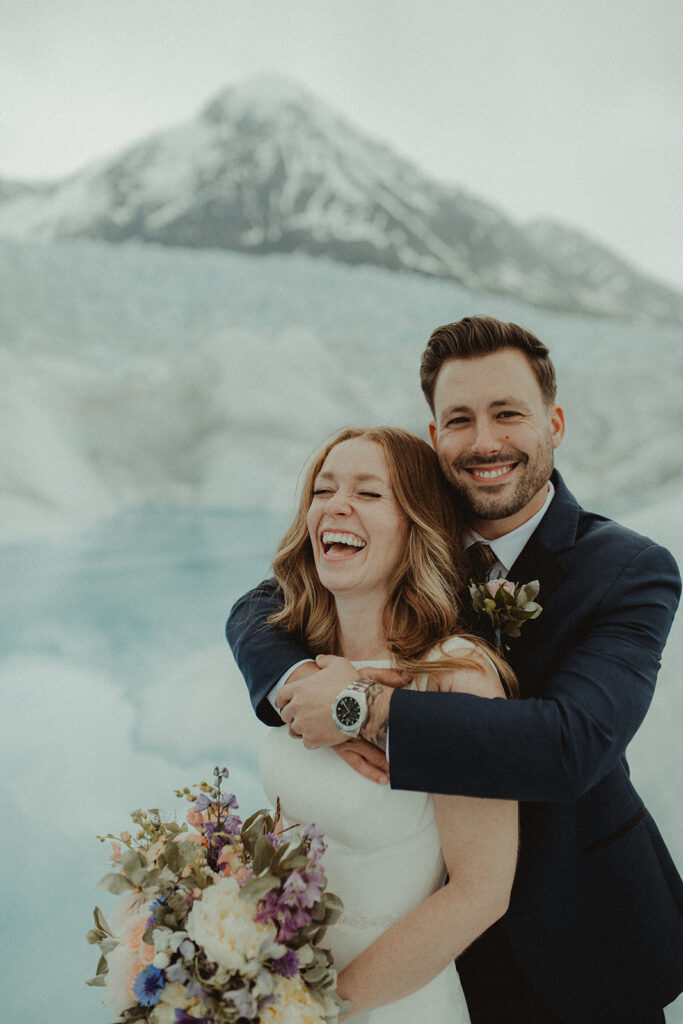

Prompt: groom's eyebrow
xmin=441 ymin=397 xmax=531 ymax=420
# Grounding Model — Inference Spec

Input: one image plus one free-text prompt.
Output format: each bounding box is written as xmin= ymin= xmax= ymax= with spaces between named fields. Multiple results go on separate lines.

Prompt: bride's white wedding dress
xmin=259 ymin=636 xmax=475 ymax=1023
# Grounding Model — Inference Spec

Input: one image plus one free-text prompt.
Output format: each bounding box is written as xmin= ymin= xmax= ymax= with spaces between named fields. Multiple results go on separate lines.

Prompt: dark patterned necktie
xmin=465 ymin=541 xmax=498 ymax=581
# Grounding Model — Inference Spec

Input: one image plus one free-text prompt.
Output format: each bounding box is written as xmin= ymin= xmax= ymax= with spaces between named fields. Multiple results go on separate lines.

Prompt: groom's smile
xmin=463 ymin=459 xmax=523 ymax=484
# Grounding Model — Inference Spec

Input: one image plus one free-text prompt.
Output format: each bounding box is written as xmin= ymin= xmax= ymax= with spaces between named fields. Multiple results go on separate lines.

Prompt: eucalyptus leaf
xmin=85 ymin=975 xmax=107 ymax=987
xmin=241 ymin=808 xmax=272 ymax=833
xmin=93 ymin=906 xmax=112 ymax=935
xmin=304 ymin=964 xmax=330 ymax=983
xmin=164 ymin=839 xmax=180 ymax=873
xmin=98 ymin=871 xmax=136 ymax=894
xmin=127 ymin=861 xmax=149 ymax=887
xmin=253 ymin=834 xmax=276 ymax=874
xmin=121 ymin=848 xmax=147 ymax=875
xmin=239 ymin=873 xmax=279 ymax=901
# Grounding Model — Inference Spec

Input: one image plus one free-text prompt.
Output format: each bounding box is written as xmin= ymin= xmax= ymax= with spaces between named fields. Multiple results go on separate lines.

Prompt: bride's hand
xmin=334 ymin=739 xmax=389 ymax=785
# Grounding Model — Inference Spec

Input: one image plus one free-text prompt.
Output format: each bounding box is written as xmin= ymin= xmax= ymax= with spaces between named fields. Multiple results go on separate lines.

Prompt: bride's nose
xmin=325 ymin=490 xmax=353 ymax=515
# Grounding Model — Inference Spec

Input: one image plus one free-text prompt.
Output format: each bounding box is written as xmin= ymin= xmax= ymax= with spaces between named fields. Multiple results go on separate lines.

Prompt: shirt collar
xmin=464 ymin=479 xmax=555 ymax=575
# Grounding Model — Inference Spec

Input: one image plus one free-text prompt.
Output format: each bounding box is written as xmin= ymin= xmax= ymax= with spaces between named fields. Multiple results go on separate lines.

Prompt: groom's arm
xmin=227 ymin=582 xmax=391 ymax=783
xmin=388 ymin=542 xmax=681 ymax=801
xmin=226 ymin=579 xmax=313 ymax=725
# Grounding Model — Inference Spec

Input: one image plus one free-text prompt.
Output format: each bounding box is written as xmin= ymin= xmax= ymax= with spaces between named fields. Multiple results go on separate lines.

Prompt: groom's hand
xmin=277 ymin=654 xmax=410 ymax=755
xmin=276 ymin=654 xmax=358 ymax=748
xmin=334 ymin=739 xmax=390 ymax=785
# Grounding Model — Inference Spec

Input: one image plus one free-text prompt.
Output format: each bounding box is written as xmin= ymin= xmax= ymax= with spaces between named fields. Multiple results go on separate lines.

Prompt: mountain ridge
xmin=0 ymin=74 xmax=681 ymax=323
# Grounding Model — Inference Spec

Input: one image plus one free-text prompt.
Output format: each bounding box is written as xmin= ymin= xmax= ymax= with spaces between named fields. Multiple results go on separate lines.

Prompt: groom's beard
xmin=439 ymin=439 xmax=554 ymax=522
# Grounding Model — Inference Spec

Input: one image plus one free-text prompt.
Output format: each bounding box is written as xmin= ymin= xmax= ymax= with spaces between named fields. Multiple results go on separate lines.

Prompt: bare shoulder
xmin=426 ymin=642 xmax=506 ymax=699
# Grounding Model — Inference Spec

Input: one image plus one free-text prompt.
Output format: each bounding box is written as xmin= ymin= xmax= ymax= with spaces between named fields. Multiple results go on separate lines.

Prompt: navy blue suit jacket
xmin=226 ymin=472 xmax=683 ymax=1022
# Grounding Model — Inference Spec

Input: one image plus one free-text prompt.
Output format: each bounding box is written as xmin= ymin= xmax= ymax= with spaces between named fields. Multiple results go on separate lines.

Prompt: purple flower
xmin=185 ymin=977 xmax=207 ymax=1001
xmin=223 ymin=813 xmax=243 ymax=835
xmin=133 ymin=965 xmax=165 ymax=1006
xmin=283 ymin=867 xmax=324 ymax=908
xmin=272 ymin=948 xmax=300 ymax=979
xmin=174 ymin=1011 xmax=211 ymax=1023
xmin=256 ymin=867 xmax=325 ymax=941
xmin=226 ymin=986 xmax=260 ymax=1018
xmin=303 ymin=823 xmax=327 ymax=863
xmin=165 ymin=961 xmax=189 ymax=985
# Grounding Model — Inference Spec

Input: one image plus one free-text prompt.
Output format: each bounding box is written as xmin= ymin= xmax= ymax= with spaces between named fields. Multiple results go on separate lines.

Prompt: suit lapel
xmin=508 ymin=532 xmax=568 ymax=605
xmin=507 ymin=471 xmax=578 ymax=599
xmin=501 ymin=473 xmax=580 ymax=676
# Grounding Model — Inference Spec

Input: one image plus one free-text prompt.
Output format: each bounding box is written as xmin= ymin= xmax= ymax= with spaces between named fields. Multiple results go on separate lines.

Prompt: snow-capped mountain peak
xmin=0 ymin=75 xmax=681 ymax=323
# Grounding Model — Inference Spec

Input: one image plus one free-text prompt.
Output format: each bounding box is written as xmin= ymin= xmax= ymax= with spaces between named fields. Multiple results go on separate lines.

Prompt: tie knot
xmin=465 ymin=542 xmax=497 ymax=581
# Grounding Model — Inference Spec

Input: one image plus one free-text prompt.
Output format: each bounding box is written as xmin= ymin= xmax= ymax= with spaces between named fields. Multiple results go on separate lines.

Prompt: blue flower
xmin=132 ymin=965 xmax=165 ymax=1006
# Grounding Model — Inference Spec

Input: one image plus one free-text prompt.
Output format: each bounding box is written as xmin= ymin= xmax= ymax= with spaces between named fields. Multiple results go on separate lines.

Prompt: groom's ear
xmin=429 ymin=421 xmax=438 ymax=450
xmin=549 ymin=404 xmax=565 ymax=449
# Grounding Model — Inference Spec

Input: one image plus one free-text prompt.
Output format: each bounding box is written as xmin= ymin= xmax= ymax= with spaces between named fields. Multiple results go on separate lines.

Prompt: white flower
xmin=152 ymin=926 xmax=174 ymax=952
xmin=185 ymin=876 xmax=276 ymax=972
xmin=263 ymin=975 xmax=327 ymax=1024
xmin=149 ymin=982 xmax=195 ymax=1024
xmin=153 ymin=951 xmax=171 ymax=969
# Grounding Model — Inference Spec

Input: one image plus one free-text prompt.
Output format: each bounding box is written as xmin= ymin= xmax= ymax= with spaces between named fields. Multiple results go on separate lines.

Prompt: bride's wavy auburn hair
xmin=270 ymin=427 xmax=517 ymax=694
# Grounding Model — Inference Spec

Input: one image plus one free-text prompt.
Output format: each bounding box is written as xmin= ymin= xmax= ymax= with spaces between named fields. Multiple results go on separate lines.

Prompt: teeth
xmin=322 ymin=531 xmax=366 ymax=548
xmin=470 ymin=465 xmax=512 ymax=479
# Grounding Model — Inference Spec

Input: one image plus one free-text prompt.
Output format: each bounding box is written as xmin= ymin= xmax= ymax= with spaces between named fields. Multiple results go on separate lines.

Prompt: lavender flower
xmin=256 ymin=867 xmax=325 ymax=941
xmin=303 ymin=823 xmax=327 ymax=863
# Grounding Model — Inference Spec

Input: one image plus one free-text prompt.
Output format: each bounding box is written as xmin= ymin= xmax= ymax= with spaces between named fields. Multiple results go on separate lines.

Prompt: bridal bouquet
xmin=87 ymin=768 xmax=346 ymax=1023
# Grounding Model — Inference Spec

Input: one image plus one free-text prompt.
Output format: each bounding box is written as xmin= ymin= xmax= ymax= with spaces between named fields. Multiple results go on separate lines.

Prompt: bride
xmin=256 ymin=426 xmax=518 ymax=1023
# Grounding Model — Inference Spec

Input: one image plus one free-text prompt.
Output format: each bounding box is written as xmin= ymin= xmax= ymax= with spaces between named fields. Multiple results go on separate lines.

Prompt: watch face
xmin=336 ymin=695 xmax=361 ymax=727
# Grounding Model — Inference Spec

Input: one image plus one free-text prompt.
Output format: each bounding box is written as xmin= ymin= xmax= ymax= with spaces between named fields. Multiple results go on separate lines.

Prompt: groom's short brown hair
xmin=420 ymin=316 xmax=557 ymax=413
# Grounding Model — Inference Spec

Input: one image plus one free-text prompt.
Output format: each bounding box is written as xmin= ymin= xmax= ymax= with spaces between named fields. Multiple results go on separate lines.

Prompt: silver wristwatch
xmin=331 ymin=680 xmax=371 ymax=737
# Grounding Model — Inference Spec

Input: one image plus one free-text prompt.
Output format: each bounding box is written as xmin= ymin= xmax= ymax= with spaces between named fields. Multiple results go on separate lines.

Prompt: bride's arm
xmin=336 ymin=655 xmax=518 ymax=1019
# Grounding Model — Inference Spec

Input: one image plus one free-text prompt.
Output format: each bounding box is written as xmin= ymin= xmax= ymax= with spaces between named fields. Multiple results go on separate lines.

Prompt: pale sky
xmin=1 ymin=0 xmax=682 ymax=288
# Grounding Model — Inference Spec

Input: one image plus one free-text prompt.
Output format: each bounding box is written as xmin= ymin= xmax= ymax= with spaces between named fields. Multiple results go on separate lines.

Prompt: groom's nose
xmin=470 ymin=418 xmax=504 ymax=456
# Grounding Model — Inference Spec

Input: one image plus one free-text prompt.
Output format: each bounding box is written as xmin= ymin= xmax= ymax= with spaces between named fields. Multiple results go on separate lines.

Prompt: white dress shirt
xmin=463 ymin=480 xmax=555 ymax=578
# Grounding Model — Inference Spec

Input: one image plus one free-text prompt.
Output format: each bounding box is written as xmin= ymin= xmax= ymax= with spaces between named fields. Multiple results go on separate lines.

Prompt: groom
xmin=226 ymin=317 xmax=683 ymax=1023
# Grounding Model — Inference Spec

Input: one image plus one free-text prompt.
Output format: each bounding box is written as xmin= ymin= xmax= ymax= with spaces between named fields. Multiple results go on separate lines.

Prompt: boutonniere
xmin=469 ymin=577 xmax=542 ymax=656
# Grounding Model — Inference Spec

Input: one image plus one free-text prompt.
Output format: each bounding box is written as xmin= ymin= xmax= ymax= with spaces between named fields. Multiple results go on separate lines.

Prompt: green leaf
xmin=163 ymin=839 xmax=180 ymax=873
xmin=93 ymin=906 xmax=113 ymax=935
xmin=322 ymin=892 xmax=343 ymax=924
xmin=85 ymin=975 xmax=106 ymax=987
xmin=241 ymin=808 xmax=272 ymax=833
xmin=303 ymin=964 xmax=330 ymax=984
xmin=253 ymin=834 xmax=276 ymax=874
xmin=239 ymin=873 xmax=279 ymax=901
xmin=97 ymin=872 xmax=136 ymax=895
xmin=502 ymin=623 xmax=522 ymax=637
